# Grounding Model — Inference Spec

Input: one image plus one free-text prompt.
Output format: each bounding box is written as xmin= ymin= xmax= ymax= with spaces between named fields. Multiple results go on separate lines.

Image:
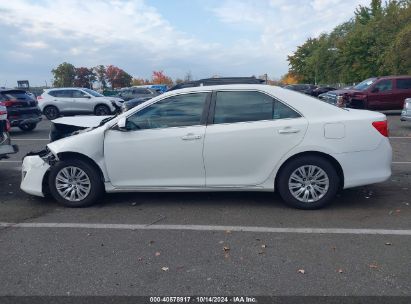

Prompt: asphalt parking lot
xmin=0 ymin=115 xmax=410 ymax=296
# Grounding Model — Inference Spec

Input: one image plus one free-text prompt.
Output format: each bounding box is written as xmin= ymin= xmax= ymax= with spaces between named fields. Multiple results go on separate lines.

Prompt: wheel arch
xmin=57 ymin=152 xmax=105 ymax=182
xmin=274 ymin=151 xmax=345 ymax=190
xmin=42 ymin=151 xmax=106 ymax=195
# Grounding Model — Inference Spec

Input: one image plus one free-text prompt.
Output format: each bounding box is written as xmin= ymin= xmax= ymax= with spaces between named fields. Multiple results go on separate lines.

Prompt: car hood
xmin=52 ymin=115 xmax=112 ymax=128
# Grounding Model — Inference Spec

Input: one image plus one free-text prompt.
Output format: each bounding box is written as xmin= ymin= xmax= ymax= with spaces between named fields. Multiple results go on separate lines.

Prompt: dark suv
xmin=0 ymin=106 xmax=18 ymax=159
xmin=0 ymin=89 xmax=42 ymax=131
xmin=319 ymin=76 xmax=411 ymax=110
xmin=116 ymin=87 xmax=160 ymax=101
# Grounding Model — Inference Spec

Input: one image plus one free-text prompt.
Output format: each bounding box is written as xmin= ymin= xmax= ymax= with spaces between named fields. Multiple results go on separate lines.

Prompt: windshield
xmin=82 ymin=88 xmax=104 ymax=97
xmin=353 ymin=78 xmax=377 ymax=91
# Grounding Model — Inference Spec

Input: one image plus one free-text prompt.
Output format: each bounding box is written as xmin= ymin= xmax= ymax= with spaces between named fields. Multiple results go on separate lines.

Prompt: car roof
xmin=376 ymin=75 xmax=411 ymax=79
xmin=46 ymin=87 xmax=88 ymax=91
xmin=0 ymin=88 xmax=27 ymax=92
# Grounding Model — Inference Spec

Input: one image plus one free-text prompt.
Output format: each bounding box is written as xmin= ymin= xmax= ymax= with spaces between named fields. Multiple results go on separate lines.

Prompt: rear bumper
xmin=10 ymin=116 xmax=42 ymax=127
xmin=401 ymin=109 xmax=411 ymax=121
xmin=0 ymin=144 xmax=18 ymax=158
xmin=21 ymin=155 xmax=50 ymax=197
xmin=333 ymin=138 xmax=392 ymax=189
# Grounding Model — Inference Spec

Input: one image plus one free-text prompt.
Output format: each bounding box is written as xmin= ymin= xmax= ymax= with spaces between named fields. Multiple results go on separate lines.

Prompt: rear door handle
xmin=278 ymin=128 xmax=300 ymax=134
xmin=181 ymin=133 xmax=202 ymax=140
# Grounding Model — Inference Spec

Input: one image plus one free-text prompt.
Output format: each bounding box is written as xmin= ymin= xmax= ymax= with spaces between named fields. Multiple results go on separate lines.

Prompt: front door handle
xmin=278 ymin=128 xmax=300 ymax=134
xmin=181 ymin=133 xmax=202 ymax=140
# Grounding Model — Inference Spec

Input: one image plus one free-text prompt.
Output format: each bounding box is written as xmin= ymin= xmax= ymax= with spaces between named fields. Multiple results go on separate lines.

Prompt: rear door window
xmin=49 ymin=90 xmax=72 ymax=98
xmin=213 ymin=91 xmax=300 ymax=124
xmin=397 ymin=78 xmax=411 ymax=90
xmin=72 ymin=90 xmax=88 ymax=98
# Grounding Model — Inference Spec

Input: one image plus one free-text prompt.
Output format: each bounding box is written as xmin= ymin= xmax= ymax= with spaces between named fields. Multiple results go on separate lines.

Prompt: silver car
xmin=38 ymin=88 xmax=124 ymax=120
xmin=401 ymin=98 xmax=411 ymax=121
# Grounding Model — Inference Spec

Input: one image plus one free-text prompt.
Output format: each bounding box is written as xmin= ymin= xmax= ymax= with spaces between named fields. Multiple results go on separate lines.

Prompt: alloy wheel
xmin=288 ymin=165 xmax=329 ymax=203
xmin=55 ymin=166 xmax=91 ymax=202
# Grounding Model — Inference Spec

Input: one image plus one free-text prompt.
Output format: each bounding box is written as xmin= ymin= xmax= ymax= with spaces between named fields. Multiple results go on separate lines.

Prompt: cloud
xmin=0 ymin=0 xmax=370 ymax=85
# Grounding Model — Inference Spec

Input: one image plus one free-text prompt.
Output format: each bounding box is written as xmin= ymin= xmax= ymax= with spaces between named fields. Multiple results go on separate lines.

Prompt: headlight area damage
xmin=21 ymin=148 xmax=57 ymax=197
xmin=49 ymin=115 xmax=113 ymax=142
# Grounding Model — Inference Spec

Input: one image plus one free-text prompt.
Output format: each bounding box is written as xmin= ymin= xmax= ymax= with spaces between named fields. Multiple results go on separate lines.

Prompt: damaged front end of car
xmin=21 ymin=147 xmax=58 ymax=197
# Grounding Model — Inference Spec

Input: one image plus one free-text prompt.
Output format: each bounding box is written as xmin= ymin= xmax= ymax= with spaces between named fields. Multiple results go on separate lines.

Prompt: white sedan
xmin=21 ymin=84 xmax=392 ymax=209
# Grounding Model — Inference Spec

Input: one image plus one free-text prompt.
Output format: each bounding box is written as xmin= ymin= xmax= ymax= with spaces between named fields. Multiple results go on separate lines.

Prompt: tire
xmin=19 ymin=122 xmax=37 ymax=131
xmin=94 ymin=104 xmax=111 ymax=116
xmin=277 ymin=156 xmax=340 ymax=210
xmin=48 ymin=159 xmax=104 ymax=207
xmin=43 ymin=106 xmax=59 ymax=120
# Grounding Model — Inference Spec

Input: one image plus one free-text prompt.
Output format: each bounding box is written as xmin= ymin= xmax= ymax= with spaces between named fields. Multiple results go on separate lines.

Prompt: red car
xmin=319 ymin=76 xmax=411 ymax=110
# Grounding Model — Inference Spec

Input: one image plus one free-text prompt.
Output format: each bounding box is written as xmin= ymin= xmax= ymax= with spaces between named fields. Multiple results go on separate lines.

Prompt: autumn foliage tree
xmin=132 ymin=78 xmax=151 ymax=86
xmin=74 ymin=67 xmax=96 ymax=88
xmin=152 ymin=70 xmax=173 ymax=87
xmin=106 ymin=65 xmax=132 ymax=89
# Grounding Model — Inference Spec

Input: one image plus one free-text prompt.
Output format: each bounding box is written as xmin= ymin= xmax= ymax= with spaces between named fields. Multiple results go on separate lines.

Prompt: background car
xmin=21 ymin=84 xmax=391 ymax=210
xmin=0 ymin=105 xmax=18 ymax=159
xmin=0 ymin=89 xmax=42 ymax=131
xmin=311 ymin=86 xmax=336 ymax=97
xmin=319 ymin=76 xmax=411 ymax=110
xmin=121 ymin=96 xmax=153 ymax=112
xmin=115 ymin=87 xmax=160 ymax=101
xmin=38 ymin=88 xmax=124 ymax=120
xmin=284 ymin=84 xmax=318 ymax=95
xmin=401 ymin=97 xmax=411 ymax=121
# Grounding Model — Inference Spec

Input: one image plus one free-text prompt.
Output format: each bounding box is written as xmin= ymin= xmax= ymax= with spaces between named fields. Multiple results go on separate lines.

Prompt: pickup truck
xmin=319 ymin=76 xmax=411 ymax=110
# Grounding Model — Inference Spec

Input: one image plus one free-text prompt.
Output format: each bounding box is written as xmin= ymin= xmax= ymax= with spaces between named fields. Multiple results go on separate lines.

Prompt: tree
xmin=151 ymin=70 xmax=173 ymax=87
xmin=74 ymin=67 xmax=96 ymax=88
xmin=280 ymin=73 xmax=300 ymax=85
xmin=51 ymin=62 xmax=75 ymax=87
xmin=93 ymin=65 xmax=107 ymax=89
xmin=184 ymin=71 xmax=193 ymax=82
xmin=132 ymin=78 xmax=151 ymax=86
xmin=287 ymin=0 xmax=411 ymax=84
xmin=105 ymin=65 xmax=132 ymax=89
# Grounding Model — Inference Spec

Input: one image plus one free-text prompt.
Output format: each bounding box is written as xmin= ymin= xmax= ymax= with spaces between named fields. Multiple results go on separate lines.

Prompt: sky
xmin=0 ymin=0 xmax=370 ymax=87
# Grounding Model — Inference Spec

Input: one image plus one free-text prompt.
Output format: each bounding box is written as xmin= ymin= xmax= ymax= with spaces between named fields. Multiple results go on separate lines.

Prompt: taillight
xmin=6 ymin=120 xmax=10 ymax=132
xmin=372 ymin=120 xmax=388 ymax=137
xmin=0 ymin=100 xmax=15 ymax=107
xmin=0 ymin=109 xmax=6 ymax=116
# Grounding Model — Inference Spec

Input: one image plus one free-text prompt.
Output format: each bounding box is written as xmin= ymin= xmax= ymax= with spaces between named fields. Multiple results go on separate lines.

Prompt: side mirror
xmin=117 ymin=117 xmax=127 ymax=130
xmin=371 ymin=87 xmax=379 ymax=93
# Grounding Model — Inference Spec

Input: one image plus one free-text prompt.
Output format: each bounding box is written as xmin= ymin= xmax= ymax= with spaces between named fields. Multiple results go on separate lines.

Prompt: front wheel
xmin=94 ymin=105 xmax=111 ymax=116
xmin=48 ymin=159 xmax=103 ymax=207
xmin=277 ymin=156 xmax=340 ymax=209
xmin=19 ymin=123 xmax=37 ymax=131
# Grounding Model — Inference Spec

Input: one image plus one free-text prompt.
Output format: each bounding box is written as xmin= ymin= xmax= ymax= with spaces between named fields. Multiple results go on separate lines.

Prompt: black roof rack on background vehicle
xmin=167 ymin=77 xmax=266 ymax=91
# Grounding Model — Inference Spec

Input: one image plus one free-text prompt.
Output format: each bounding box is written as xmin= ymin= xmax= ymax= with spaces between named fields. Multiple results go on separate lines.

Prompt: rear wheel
xmin=48 ymin=159 xmax=103 ymax=207
xmin=277 ymin=156 xmax=340 ymax=209
xmin=43 ymin=106 xmax=59 ymax=120
xmin=94 ymin=104 xmax=111 ymax=116
xmin=19 ymin=122 xmax=37 ymax=131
